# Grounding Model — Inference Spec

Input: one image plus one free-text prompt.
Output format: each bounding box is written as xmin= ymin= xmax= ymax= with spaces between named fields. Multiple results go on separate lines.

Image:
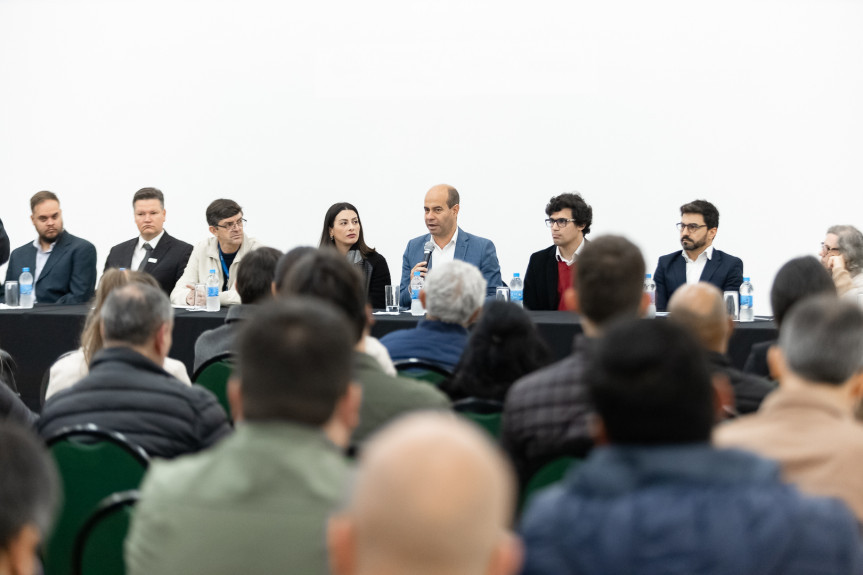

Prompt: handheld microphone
xmin=423 ymin=240 xmax=434 ymax=265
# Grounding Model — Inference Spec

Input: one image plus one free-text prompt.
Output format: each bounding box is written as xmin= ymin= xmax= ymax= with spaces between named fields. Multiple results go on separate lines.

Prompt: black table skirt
xmin=0 ymin=305 xmax=777 ymax=413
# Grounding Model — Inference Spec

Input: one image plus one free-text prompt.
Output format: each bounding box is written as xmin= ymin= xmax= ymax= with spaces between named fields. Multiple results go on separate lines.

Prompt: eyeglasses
xmin=214 ymin=218 xmax=247 ymax=231
xmin=676 ymin=223 xmax=708 ymax=232
xmin=545 ymin=218 xmax=577 ymax=228
xmin=821 ymin=242 xmax=841 ymax=254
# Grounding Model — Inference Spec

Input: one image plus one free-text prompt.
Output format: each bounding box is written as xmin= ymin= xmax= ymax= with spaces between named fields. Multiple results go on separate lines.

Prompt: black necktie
xmin=138 ymin=243 xmax=153 ymax=271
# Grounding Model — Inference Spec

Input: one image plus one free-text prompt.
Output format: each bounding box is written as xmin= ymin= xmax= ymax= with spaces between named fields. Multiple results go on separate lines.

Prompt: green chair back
xmin=452 ymin=397 xmax=505 ymax=440
xmin=45 ymin=426 xmax=149 ymax=575
xmin=520 ymin=456 xmax=579 ymax=512
xmin=73 ymin=491 xmax=139 ymax=575
xmin=193 ymin=356 xmax=234 ymax=421
xmin=393 ymin=358 xmax=452 ymax=386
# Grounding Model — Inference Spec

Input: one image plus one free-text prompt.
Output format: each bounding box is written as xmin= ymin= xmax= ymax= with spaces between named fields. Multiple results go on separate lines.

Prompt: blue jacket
xmin=3 ymin=230 xmax=97 ymax=304
xmin=653 ymin=248 xmax=743 ymax=311
xmin=520 ymin=444 xmax=863 ymax=575
xmin=379 ymin=319 xmax=469 ymax=372
xmin=399 ymin=227 xmax=503 ymax=307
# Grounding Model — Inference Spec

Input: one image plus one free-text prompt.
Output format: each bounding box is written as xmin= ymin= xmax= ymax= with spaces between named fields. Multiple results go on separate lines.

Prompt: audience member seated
xmin=46 ymin=269 xmax=191 ymax=399
xmin=103 ymin=187 xmax=194 ymax=295
xmin=2 ymin=191 xmax=97 ymax=305
xmin=520 ymin=319 xmax=863 ymax=575
xmin=715 ymin=295 xmax=863 ymax=521
xmin=126 ymin=298 xmax=361 ymax=575
xmin=319 ymin=202 xmax=391 ymax=309
xmin=38 ymin=283 xmax=231 ymax=458
xmin=668 ymin=283 xmax=776 ymax=415
xmin=0 ymin=422 xmax=59 ymax=575
xmin=440 ymin=301 xmax=551 ymax=402
xmin=502 ymin=235 xmax=648 ymax=487
xmin=193 ymin=247 xmax=282 ymax=373
xmin=820 ymin=224 xmax=863 ymax=301
xmin=276 ymin=249 xmax=449 ymax=447
xmin=743 ymin=256 xmax=835 ymax=378
xmin=0 ymin=351 xmax=36 ymax=427
xmin=381 ymin=260 xmax=486 ymax=372
xmin=329 ymin=413 xmax=522 ymax=575
xmin=170 ymin=199 xmax=260 ymax=307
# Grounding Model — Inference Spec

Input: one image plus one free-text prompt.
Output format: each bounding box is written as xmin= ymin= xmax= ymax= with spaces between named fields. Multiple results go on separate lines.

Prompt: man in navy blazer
xmin=104 ymin=188 xmax=193 ymax=294
xmin=654 ymin=199 xmax=744 ymax=311
xmin=2 ymin=191 xmax=96 ymax=304
xmin=399 ymin=184 xmax=503 ymax=307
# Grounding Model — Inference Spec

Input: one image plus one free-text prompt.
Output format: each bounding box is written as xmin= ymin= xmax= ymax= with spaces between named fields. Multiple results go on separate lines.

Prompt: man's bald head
xmin=668 ymin=283 xmax=730 ymax=353
xmin=329 ymin=413 xmax=521 ymax=575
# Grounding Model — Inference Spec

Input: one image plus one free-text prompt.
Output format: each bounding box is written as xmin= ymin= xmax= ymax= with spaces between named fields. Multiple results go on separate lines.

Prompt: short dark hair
xmin=273 ymin=247 xmax=318 ymax=293
xmin=318 ymin=202 xmax=377 ymax=258
xmin=206 ymin=199 xmax=243 ymax=227
xmin=780 ymin=295 xmax=863 ymax=385
xmin=101 ymin=283 xmax=173 ymax=345
xmin=444 ymin=300 xmax=552 ymax=401
xmin=587 ymin=319 xmax=715 ymax=445
xmin=235 ymin=298 xmax=354 ymax=424
xmin=132 ymin=187 xmax=164 ymax=208
xmin=771 ymin=256 xmax=836 ymax=328
xmin=680 ymin=199 xmax=719 ymax=230
xmin=276 ymin=249 xmax=367 ymax=343
xmin=545 ymin=193 xmax=593 ymax=236
xmin=0 ymin=422 xmax=59 ymax=549
xmin=236 ymin=247 xmax=282 ymax=304
xmin=574 ymin=235 xmax=645 ymax=327
xmin=30 ymin=191 xmax=59 ymax=212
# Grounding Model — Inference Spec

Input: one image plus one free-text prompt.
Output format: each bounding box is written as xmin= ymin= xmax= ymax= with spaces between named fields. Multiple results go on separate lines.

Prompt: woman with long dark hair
xmin=319 ymin=202 xmax=391 ymax=309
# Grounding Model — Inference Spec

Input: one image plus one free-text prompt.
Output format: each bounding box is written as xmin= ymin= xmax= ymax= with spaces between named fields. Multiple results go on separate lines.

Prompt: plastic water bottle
xmin=19 ymin=267 xmax=34 ymax=309
xmin=510 ymin=273 xmax=524 ymax=307
xmin=410 ymin=271 xmax=424 ymax=316
xmin=739 ymin=277 xmax=754 ymax=322
xmin=206 ymin=269 xmax=221 ymax=312
xmin=644 ymin=273 xmax=656 ymax=318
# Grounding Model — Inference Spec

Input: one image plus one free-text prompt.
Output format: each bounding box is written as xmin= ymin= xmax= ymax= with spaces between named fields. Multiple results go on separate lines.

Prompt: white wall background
xmin=2 ymin=0 xmax=862 ymax=314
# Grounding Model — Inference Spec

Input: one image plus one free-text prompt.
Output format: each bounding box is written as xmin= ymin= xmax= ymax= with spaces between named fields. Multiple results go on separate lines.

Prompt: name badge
xmin=148 ymin=258 xmax=158 ymax=263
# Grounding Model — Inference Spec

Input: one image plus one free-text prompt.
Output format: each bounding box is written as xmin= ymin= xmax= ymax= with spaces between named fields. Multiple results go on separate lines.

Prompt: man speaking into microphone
xmin=399 ymin=184 xmax=503 ymax=307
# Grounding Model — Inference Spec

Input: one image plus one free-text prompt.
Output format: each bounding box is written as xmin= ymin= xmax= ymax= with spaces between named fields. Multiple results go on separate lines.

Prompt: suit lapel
xmin=36 ymin=232 xmax=69 ymax=283
xmin=454 ymin=228 xmax=468 ymax=261
xmin=699 ymin=250 xmax=722 ymax=283
xmin=147 ymin=233 xmax=173 ymax=271
xmin=670 ymin=252 xmax=687 ymax=289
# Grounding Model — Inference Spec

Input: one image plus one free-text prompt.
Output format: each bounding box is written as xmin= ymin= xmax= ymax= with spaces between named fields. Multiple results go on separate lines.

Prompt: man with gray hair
xmin=381 ymin=260 xmax=486 ymax=371
xmin=715 ymin=295 xmax=863 ymax=521
xmin=820 ymin=224 xmax=863 ymax=301
xmin=37 ymin=283 xmax=231 ymax=458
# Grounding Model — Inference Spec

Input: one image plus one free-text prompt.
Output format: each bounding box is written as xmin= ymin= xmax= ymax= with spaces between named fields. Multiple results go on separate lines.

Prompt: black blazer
xmin=2 ymin=230 xmax=97 ymax=304
xmin=104 ymin=232 xmax=193 ymax=294
xmin=524 ymin=245 xmax=560 ymax=311
xmin=653 ymin=248 xmax=744 ymax=312
xmin=0 ymin=218 xmax=9 ymax=266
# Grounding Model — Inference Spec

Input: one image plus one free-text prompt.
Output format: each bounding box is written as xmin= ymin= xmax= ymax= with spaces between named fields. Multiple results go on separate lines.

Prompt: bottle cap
xmin=743 ymin=277 xmax=750 ymax=281
xmin=645 ymin=273 xmax=652 ymax=279
xmin=513 ymin=272 xmax=520 ymax=277
xmin=414 ymin=271 xmax=420 ymax=276
xmin=22 ymin=268 xmax=30 ymax=272
xmin=210 ymin=269 xmax=216 ymax=274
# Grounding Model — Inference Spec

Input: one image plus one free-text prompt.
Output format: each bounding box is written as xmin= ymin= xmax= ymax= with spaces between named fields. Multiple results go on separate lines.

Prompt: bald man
xmin=668 ymin=283 xmax=776 ymax=415
xmin=328 ymin=413 xmax=523 ymax=575
xmin=399 ymin=184 xmax=503 ymax=307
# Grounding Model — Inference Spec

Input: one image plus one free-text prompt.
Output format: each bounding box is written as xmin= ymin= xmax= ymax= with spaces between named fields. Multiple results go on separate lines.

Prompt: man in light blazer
xmin=399 ymin=184 xmax=502 ymax=307
xmin=2 ymin=191 xmax=96 ymax=304
xmin=654 ymin=199 xmax=743 ymax=311
xmin=104 ymin=188 xmax=193 ymax=295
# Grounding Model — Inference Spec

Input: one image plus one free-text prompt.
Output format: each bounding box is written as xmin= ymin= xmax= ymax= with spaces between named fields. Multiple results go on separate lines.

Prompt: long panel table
xmin=0 ymin=305 xmax=777 ymax=412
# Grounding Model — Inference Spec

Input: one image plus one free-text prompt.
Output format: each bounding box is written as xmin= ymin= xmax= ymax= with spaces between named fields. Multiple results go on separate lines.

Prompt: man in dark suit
xmin=399 ymin=184 xmax=503 ymax=307
xmin=104 ymin=188 xmax=193 ymax=294
xmin=524 ymin=193 xmax=592 ymax=311
xmin=654 ymin=199 xmax=743 ymax=311
xmin=2 ymin=191 xmax=97 ymax=304
xmin=0 ymin=217 xmax=9 ymax=266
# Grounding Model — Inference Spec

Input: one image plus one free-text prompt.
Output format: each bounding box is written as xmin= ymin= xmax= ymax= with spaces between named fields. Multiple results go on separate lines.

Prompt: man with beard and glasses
xmin=1 ymin=191 xmax=97 ymax=304
xmin=653 ymin=199 xmax=743 ymax=311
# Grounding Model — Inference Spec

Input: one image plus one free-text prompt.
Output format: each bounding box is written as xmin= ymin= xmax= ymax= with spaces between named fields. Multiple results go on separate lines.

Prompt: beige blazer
xmin=170 ymin=235 xmax=260 ymax=306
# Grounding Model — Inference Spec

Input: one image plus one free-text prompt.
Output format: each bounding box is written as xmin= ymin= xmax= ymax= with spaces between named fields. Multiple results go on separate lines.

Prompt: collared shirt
xmin=131 ymin=230 xmax=165 ymax=271
xmin=683 ymin=245 xmax=714 ymax=285
xmin=432 ymin=228 xmax=459 ymax=264
xmin=555 ymin=239 xmax=585 ymax=267
xmin=32 ymin=237 xmax=57 ymax=282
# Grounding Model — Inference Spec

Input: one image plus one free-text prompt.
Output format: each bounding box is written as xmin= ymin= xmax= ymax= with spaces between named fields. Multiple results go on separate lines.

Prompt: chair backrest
xmin=393 ymin=358 xmax=452 ymax=386
xmin=193 ymin=354 xmax=234 ymax=421
xmin=45 ymin=425 xmax=149 ymax=575
xmin=453 ymin=397 xmax=504 ymax=439
xmin=520 ymin=456 xmax=579 ymax=512
xmin=73 ymin=490 xmax=139 ymax=575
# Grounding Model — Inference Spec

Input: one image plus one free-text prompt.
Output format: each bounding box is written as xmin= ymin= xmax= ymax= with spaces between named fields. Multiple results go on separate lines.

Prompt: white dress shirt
xmin=130 ymin=230 xmax=165 ymax=271
xmin=32 ymin=238 xmax=56 ymax=282
xmin=684 ymin=245 xmax=714 ymax=285
xmin=432 ymin=228 xmax=459 ymax=264
xmin=556 ymin=239 xmax=586 ymax=267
